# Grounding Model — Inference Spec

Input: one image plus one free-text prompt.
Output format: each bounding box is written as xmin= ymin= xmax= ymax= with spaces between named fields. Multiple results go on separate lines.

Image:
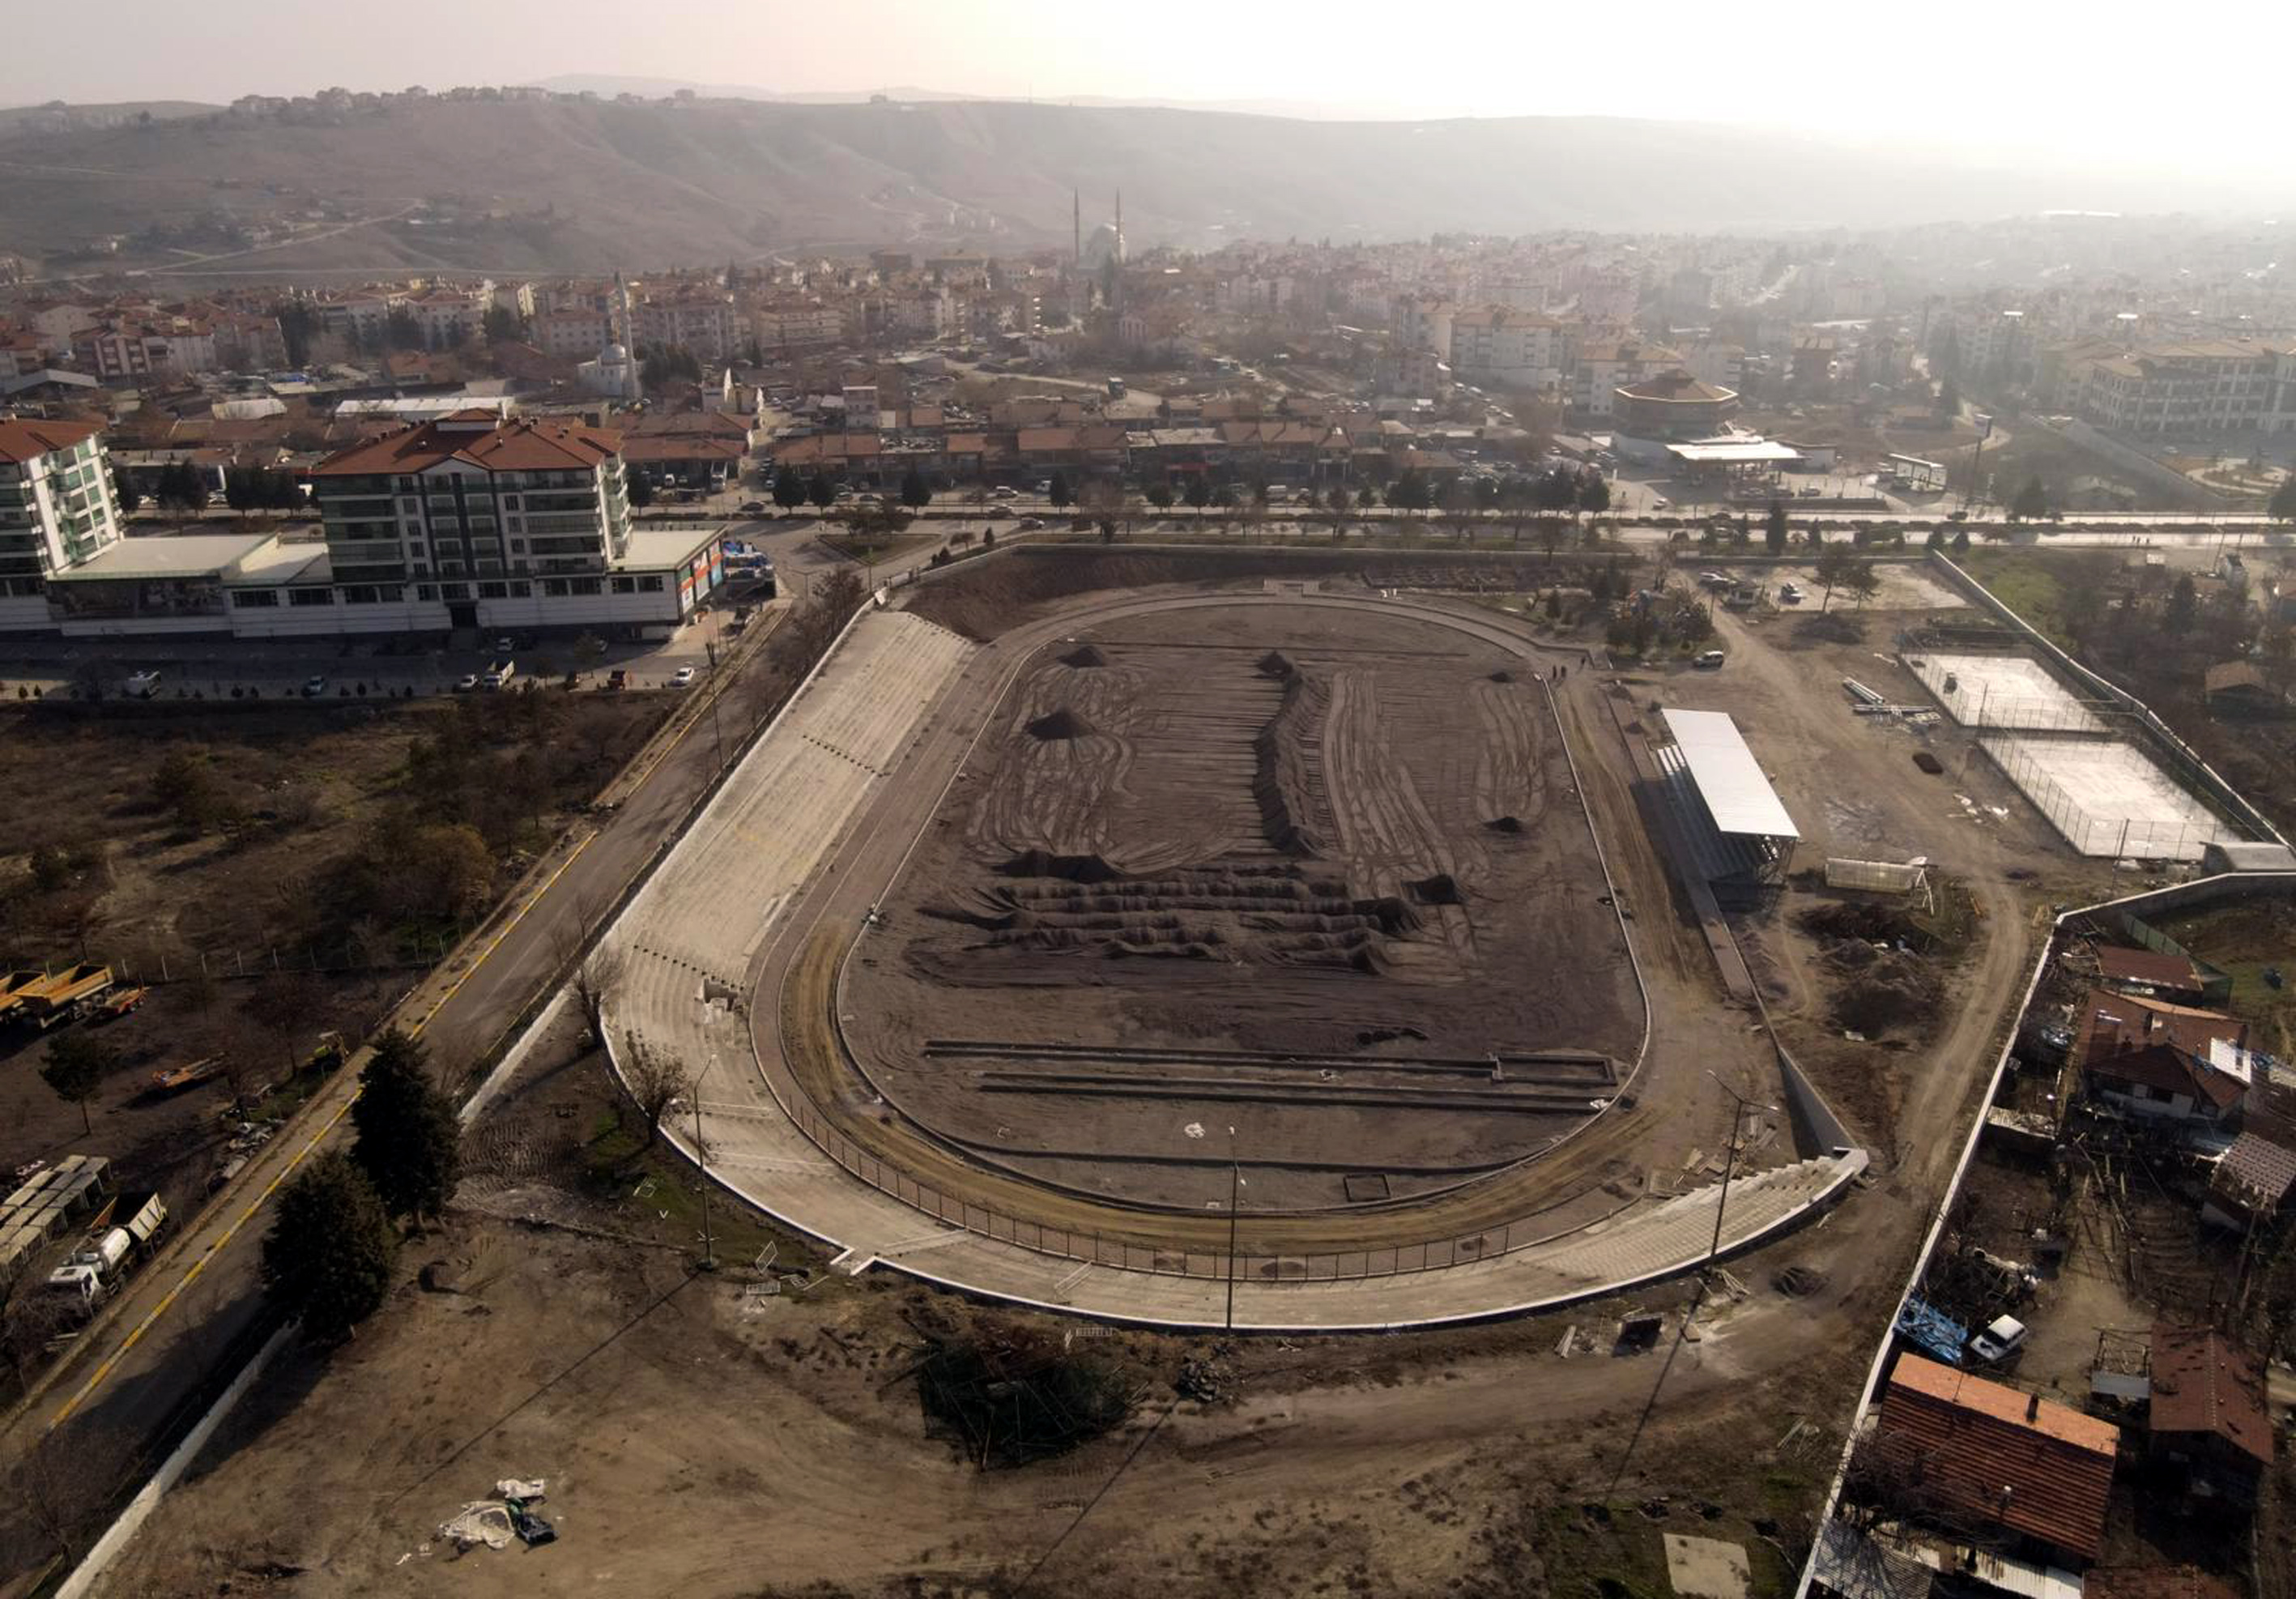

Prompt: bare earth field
xmin=846 ymin=603 xmax=1638 ymax=1212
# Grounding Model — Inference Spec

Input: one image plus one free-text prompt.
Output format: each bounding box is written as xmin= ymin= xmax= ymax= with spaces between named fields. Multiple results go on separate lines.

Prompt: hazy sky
xmin=5 ymin=0 xmax=2290 ymax=175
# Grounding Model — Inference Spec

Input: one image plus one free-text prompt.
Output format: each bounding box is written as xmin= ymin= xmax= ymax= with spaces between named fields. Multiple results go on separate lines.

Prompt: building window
xmin=417 ymin=583 xmax=437 ymax=600
xmin=509 ymin=580 xmax=532 ymax=596
xmin=289 ymin=588 xmax=334 ymax=608
xmin=571 ymin=577 xmax=601 ymax=595
xmin=509 ymin=539 xmax=524 ymax=553
xmin=340 ymin=585 xmax=381 ymax=603
xmin=611 ymin=575 xmax=636 ymax=594
xmin=479 ymin=581 xmax=507 ymax=599
xmin=441 ymin=582 xmax=470 ymax=600
xmin=231 ymin=589 xmax=280 ymax=608
xmin=544 ymin=578 xmax=569 ymax=597
xmin=638 ymin=574 xmax=666 ymax=592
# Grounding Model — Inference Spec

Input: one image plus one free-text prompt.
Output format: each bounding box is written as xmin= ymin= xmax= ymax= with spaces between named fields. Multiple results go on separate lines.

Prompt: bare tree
xmin=620 ymin=1035 xmax=695 ymax=1150
xmin=573 ymin=944 xmax=624 ymax=1042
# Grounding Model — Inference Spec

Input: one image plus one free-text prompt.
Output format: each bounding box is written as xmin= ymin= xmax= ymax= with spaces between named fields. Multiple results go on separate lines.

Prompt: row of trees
xmin=261 ymin=1028 xmax=462 ymax=1341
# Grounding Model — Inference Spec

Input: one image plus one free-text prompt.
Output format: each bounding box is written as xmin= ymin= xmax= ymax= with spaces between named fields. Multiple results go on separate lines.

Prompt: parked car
xmin=669 ymin=665 xmax=697 ymax=689
xmin=494 ymin=636 xmax=516 ymax=656
xmin=481 ymin=659 xmax=514 ymax=690
xmin=1968 ymin=1315 xmax=2028 ymax=1365
xmin=989 ymin=485 xmax=1020 ymax=500
xmin=739 ymin=500 xmax=766 ymax=515
xmin=1693 ymin=650 xmax=1727 ymax=670
xmin=1652 ymin=497 xmax=1670 ymax=510
xmin=454 ymin=673 xmax=479 ymax=693
xmin=126 ymin=669 xmax=163 ymax=698
xmin=300 ymin=674 xmax=328 ymax=697
xmin=1779 ymin=583 xmax=1804 ymax=605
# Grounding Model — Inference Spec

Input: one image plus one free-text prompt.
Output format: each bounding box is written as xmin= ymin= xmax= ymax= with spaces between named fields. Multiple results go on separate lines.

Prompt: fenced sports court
xmin=1977 ymin=734 xmax=2229 ymax=861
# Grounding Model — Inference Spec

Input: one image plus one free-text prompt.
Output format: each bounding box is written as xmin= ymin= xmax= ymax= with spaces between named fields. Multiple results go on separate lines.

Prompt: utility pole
xmin=694 ymin=1052 xmax=718 ymax=1272
xmin=1224 ymin=1127 xmax=1241 ymax=1332
xmin=1697 ymin=1071 xmax=1775 ymax=1324
xmin=1966 ymin=411 xmax=1995 ymax=512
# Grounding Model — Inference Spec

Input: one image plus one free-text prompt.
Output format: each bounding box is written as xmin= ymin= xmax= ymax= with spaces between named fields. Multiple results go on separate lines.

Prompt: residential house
xmin=2075 ymin=987 xmax=2249 ymax=1128
xmin=2200 ymin=1130 xmax=2296 ymax=1231
xmin=2145 ymin=1324 xmax=2273 ymax=1504
xmin=2094 ymin=947 xmax=2209 ymax=1008
xmin=1875 ymin=1354 xmax=2119 ymax=1566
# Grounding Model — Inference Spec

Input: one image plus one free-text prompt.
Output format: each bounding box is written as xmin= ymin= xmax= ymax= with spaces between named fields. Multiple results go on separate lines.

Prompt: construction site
xmin=36 ymin=541 xmax=2214 ymax=1599
xmin=844 ymin=602 xmax=1642 ymax=1213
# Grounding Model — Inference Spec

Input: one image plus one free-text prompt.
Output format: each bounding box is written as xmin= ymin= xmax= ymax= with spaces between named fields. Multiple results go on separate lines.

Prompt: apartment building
xmin=402 ymin=286 xmax=489 ymax=349
xmin=1447 ymin=306 xmax=1565 ymax=390
xmin=2063 ymin=339 xmax=2294 ymax=436
xmin=1394 ymin=296 xmax=1454 ymax=357
xmin=744 ymin=301 xmax=846 ymax=348
xmin=633 ymin=291 xmax=736 ymax=363
xmin=1570 ymin=339 xmax=1682 ymax=418
xmin=533 ymin=308 xmax=611 ymax=360
xmin=0 ymin=417 xmax=125 ymax=617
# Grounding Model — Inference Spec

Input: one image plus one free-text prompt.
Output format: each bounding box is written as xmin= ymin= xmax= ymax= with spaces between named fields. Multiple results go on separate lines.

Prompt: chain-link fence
xmin=1978 ymin=735 xmax=2226 ymax=861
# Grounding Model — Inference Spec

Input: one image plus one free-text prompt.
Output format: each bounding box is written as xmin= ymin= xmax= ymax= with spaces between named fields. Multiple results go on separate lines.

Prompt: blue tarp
xmin=1894 ymin=1295 xmax=1967 ymax=1366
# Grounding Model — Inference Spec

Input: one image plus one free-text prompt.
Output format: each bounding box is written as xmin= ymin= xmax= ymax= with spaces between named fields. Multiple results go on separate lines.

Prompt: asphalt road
xmin=0 ymin=525 xmax=941 ymax=1578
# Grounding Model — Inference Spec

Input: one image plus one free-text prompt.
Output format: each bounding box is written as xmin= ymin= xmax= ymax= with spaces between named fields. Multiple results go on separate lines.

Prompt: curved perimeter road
xmin=688 ymin=580 xmax=1862 ymax=1326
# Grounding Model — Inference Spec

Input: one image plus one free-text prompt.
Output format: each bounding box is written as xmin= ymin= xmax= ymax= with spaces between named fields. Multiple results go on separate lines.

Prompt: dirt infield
xmin=843 ymin=602 xmax=1638 ymax=1213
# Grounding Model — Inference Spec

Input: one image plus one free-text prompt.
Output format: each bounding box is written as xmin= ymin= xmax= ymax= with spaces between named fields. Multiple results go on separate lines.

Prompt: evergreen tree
xmin=40 ymin=1033 xmax=115 ymax=1136
xmin=261 ymin=1152 xmax=398 ymax=1341
xmin=2009 ymin=476 xmax=2050 ymax=522
xmin=348 ymin=1028 xmax=462 ymax=1223
xmin=1765 ymin=500 xmax=1788 ymax=554
xmin=2269 ymin=475 xmax=2296 ymax=524
xmin=899 ymin=467 xmax=931 ymax=510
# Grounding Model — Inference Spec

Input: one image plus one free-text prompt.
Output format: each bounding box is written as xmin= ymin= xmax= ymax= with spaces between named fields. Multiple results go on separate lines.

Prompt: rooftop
xmin=620 ymin=522 xmax=723 ymax=572
xmin=1659 ymin=709 xmax=1800 ymax=840
xmin=47 ymin=531 xmax=275 ymax=583
xmin=313 ymin=415 xmax=620 ymax=476
xmin=1878 ymin=1354 xmax=2119 ymax=1562
xmin=2148 ymin=1324 xmax=2273 ymax=1466
xmin=0 ymin=416 xmax=103 ymax=463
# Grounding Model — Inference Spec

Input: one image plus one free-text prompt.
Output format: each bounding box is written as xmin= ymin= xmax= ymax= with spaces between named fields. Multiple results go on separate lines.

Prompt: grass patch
xmin=581 ymin=1107 xmax=830 ymax=1273
xmin=2156 ymin=898 xmax=2296 ymax=1059
xmin=1957 ymin=548 xmax=2073 ymax=648
xmin=820 ymin=532 xmax=939 ymax=568
xmin=1534 ymin=1503 xmax=1673 ymax=1599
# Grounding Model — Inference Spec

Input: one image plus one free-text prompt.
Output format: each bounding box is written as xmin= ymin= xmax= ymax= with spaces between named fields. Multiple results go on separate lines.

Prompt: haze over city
xmin=3 ymin=7 xmax=2296 ymax=1599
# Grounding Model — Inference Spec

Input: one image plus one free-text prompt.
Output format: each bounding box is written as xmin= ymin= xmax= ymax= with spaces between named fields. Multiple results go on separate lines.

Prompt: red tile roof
xmin=310 ymin=416 xmax=621 ymax=476
xmin=2076 ymin=987 xmax=2246 ymax=1069
xmin=2094 ymin=948 xmax=2204 ymax=994
xmin=2086 ymin=1044 xmax=2247 ymax=1111
xmin=0 ymin=416 xmax=103 ymax=463
xmin=1878 ymin=1354 xmax=2118 ymax=1561
xmin=2147 ymin=1324 xmax=2272 ymax=1467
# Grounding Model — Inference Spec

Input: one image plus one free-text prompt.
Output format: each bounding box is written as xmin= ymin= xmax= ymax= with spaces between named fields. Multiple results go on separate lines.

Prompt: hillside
xmin=0 ymin=100 xmax=218 ymax=140
xmin=0 ymin=96 xmax=2276 ymax=277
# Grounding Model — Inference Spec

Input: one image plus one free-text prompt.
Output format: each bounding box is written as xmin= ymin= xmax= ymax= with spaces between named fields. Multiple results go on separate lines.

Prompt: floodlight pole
xmin=695 ymin=1051 xmax=718 ymax=1272
xmin=1698 ymin=1071 xmax=1774 ymax=1312
xmin=1224 ymin=1127 xmax=1241 ymax=1332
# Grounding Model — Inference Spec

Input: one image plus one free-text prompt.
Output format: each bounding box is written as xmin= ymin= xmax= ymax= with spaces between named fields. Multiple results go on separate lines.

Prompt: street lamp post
xmin=1965 ymin=411 xmax=1995 ymax=512
xmin=1224 ymin=1126 xmax=1242 ymax=1332
xmin=694 ymin=1051 xmax=718 ymax=1272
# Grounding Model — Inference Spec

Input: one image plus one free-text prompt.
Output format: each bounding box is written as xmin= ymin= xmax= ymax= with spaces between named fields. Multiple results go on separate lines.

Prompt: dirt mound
xmin=1485 ymin=815 xmax=1524 ymax=834
xmin=1256 ymin=650 xmax=1298 ymax=680
xmin=1357 ymin=1025 xmax=1429 ymax=1045
xmin=1024 ymin=707 xmax=1097 ymax=740
xmin=1790 ymin=612 xmax=1865 ymax=648
xmin=1827 ymin=950 xmax=1941 ymax=1038
xmin=1409 ymin=873 xmax=1463 ymax=906
xmin=997 ymin=850 xmax=1122 ymax=883
xmin=1059 ymin=643 xmax=1109 ymax=668
xmin=1800 ymin=901 xmax=1931 ymax=951
xmin=1488 ymin=669 xmax=1514 ymax=684
xmin=1253 ymin=670 xmax=1332 ymax=855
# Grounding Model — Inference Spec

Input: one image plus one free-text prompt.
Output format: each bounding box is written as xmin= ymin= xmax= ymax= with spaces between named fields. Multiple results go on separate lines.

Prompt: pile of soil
xmin=1800 ymin=901 xmax=1933 ymax=953
xmin=1252 ymin=671 xmax=1332 ymax=855
xmin=1488 ymin=670 xmax=1515 ymax=684
xmin=1025 ymin=707 xmax=1098 ymax=740
xmin=1410 ymin=873 xmax=1463 ymax=906
xmin=1485 ymin=815 xmax=1525 ymax=834
xmin=1059 ymin=643 xmax=1110 ymax=668
xmin=1790 ymin=612 xmax=1865 ymax=648
xmin=1823 ymin=943 xmax=1943 ymax=1038
xmin=997 ymin=849 xmax=1122 ymax=883
xmin=1256 ymin=650 xmax=1299 ymax=680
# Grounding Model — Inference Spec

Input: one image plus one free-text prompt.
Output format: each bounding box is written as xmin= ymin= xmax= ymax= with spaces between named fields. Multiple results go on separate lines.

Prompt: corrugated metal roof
xmin=1878 ymin=1355 xmax=2118 ymax=1562
xmin=2148 ymin=1324 xmax=2273 ymax=1466
xmin=1659 ymin=709 xmax=1800 ymax=840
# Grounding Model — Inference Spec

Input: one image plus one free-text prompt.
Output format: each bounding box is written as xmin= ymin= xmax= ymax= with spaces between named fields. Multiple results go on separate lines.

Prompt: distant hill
xmin=0 ymin=100 xmax=218 ymax=140
xmin=0 ymin=95 xmax=2277 ymax=278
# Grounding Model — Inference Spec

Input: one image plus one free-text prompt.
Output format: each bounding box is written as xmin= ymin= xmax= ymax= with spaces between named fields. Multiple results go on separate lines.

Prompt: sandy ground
xmin=847 ymin=603 xmax=1638 ymax=1213
xmin=91 ymin=1039 xmax=1889 ymax=1599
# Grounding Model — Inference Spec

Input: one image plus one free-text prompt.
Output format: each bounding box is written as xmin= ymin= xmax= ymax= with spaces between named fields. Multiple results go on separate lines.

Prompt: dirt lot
xmin=89 ymin=1032 xmax=1889 ymax=1599
xmin=0 ymin=691 xmax=669 ymax=1299
xmin=848 ymin=603 xmax=1637 ymax=1213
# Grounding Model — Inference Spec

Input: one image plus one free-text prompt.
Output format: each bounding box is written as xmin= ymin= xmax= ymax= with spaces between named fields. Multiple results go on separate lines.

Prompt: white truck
xmin=41 ymin=1194 xmax=165 ymax=1316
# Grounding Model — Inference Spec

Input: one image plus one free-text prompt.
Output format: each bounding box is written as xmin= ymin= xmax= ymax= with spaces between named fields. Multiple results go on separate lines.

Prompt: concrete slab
xmin=1979 ymin=734 xmax=2228 ymax=860
xmin=1663 ymin=1532 xmax=1752 ymax=1599
xmin=1906 ymin=653 xmax=2106 ymax=732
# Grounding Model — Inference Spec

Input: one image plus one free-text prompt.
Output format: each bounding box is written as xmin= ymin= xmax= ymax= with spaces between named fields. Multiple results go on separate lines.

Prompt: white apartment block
xmin=1395 ymin=296 xmax=1454 ymax=356
xmin=1570 ymin=340 xmax=1681 ymax=418
xmin=533 ymin=308 xmax=611 ymax=360
xmin=633 ymin=294 xmax=736 ymax=363
xmin=0 ymin=417 xmax=125 ymax=620
xmin=2063 ymin=339 xmax=2296 ymax=437
xmin=1447 ymin=306 xmax=1565 ymax=390
xmin=743 ymin=301 xmax=846 ymax=348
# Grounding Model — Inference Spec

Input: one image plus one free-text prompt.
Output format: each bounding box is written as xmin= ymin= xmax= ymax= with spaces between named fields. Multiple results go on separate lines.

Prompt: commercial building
xmin=2060 ymin=339 xmax=2293 ymax=437
xmin=0 ymin=416 xmax=126 ymax=625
